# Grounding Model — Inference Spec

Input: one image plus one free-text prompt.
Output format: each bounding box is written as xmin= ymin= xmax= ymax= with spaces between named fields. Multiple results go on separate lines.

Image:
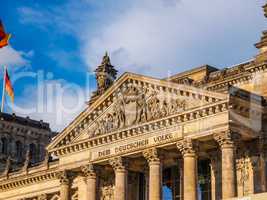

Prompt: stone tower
xmin=89 ymin=52 xmax=118 ymax=105
xmin=255 ymin=3 xmax=267 ymax=63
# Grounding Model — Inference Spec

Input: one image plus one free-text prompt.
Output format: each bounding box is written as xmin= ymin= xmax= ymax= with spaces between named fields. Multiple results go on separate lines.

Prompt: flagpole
xmin=1 ymin=65 xmax=6 ymax=113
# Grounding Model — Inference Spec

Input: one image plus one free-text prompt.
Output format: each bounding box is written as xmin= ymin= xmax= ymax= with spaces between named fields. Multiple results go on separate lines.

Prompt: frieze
xmin=92 ymin=131 xmax=180 ymax=161
xmin=88 ymin=83 xmax=188 ymax=138
xmin=51 ymin=100 xmax=228 ymax=157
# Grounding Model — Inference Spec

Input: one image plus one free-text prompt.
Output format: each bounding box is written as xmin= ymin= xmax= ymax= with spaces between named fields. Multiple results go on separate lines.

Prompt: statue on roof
xmin=89 ymin=52 xmax=118 ymax=105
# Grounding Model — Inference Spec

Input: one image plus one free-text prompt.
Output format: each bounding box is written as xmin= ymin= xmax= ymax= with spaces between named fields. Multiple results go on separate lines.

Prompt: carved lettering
xmin=98 ymin=149 xmax=111 ymax=158
xmin=153 ymin=133 xmax=173 ymax=143
xmin=115 ymin=139 xmax=149 ymax=154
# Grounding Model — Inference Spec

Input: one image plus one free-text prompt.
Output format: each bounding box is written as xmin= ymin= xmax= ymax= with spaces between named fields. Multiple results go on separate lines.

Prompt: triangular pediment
xmin=47 ymin=72 xmax=227 ymax=152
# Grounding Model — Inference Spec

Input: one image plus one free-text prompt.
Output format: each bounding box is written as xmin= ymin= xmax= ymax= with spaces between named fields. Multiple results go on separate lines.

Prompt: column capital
xmin=214 ymin=130 xmax=240 ymax=149
xmin=109 ymin=156 xmax=128 ymax=171
xmin=143 ymin=148 xmax=161 ymax=164
xmin=176 ymin=138 xmax=198 ymax=157
xmin=37 ymin=194 xmax=47 ymax=200
xmin=81 ymin=163 xmax=96 ymax=178
xmin=57 ymin=170 xmax=70 ymax=185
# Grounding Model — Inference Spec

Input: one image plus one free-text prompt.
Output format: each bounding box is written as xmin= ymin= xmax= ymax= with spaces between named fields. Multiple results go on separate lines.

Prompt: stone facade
xmin=0 ymin=112 xmax=54 ymax=173
xmin=1 ymin=3 xmax=267 ymax=200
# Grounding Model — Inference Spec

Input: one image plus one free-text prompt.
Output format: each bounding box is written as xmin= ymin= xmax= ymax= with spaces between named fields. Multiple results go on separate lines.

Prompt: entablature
xmin=47 ymin=73 xmax=227 ymax=153
xmin=50 ymin=99 xmax=229 ymax=158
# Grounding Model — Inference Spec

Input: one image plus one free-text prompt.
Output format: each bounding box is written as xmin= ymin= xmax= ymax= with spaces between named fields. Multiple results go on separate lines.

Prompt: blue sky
xmin=0 ymin=0 xmax=266 ymax=131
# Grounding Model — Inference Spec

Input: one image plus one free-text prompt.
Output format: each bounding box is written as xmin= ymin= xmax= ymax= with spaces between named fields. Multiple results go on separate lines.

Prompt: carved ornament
xmin=81 ymin=164 xmax=96 ymax=178
xmin=143 ymin=148 xmax=161 ymax=163
xmin=89 ymin=84 xmax=188 ymax=137
xmin=176 ymin=138 xmax=198 ymax=156
xmin=57 ymin=170 xmax=69 ymax=185
xmin=213 ymin=130 xmax=240 ymax=148
xmin=109 ymin=157 xmax=128 ymax=171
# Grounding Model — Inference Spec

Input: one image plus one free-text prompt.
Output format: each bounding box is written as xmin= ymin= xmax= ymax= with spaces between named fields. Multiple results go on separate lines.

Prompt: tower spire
xmin=88 ymin=52 xmax=118 ymax=105
xmin=264 ymin=3 xmax=267 ymax=17
xmin=255 ymin=3 xmax=267 ymax=62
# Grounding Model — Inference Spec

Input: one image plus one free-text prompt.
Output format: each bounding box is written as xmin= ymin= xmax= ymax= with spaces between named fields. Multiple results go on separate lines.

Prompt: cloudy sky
xmin=0 ymin=0 xmax=266 ymax=131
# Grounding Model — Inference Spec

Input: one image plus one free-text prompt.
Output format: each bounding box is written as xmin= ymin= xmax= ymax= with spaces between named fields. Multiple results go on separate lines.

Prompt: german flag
xmin=0 ymin=20 xmax=11 ymax=48
xmin=4 ymin=69 xmax=14 ymax=102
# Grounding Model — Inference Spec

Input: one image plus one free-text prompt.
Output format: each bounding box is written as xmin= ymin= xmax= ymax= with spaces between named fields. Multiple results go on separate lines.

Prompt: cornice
xmin=50 ymin=100 xmax=229 ymax=157
xmin=0 ymin=168 xmax=59 ymax=192
xmin=205 ymin=62 xmax=267 ymax=91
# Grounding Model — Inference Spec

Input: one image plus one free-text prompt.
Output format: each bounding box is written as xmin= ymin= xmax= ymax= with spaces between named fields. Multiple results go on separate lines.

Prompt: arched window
xmin=29 ymin=143 xmax=36 ymax=163
xmin=15 ymin=141 xmax=23 ymax=158
xmin=1 ymin=138 xmax=8 ymax=154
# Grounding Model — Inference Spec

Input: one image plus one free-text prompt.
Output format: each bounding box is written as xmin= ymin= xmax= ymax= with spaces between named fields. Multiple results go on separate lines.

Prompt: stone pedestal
xmin=143 ymin=148 xmax=162 ymax=200
xmin=177 ymin=138 xmax=198 ymax=200
xmin=110 ymin=157 xmax=128 ymax=200
xmin=214 ymin=131 xmax=238 ymax=199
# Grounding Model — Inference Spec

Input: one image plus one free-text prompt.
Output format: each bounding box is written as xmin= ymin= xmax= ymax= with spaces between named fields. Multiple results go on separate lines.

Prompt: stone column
xmin=214 ymin=131 xmax=238 ymax=199
xmin=81 ymin=164 xmax=97 ymax=200
xmin=109 ymin=157 xmax=128 ymax=200
xmin=179 ymin=159 xmax=184 ymax=200
xmin=177 ymin=138 xmax=198 ymax=200
xmin=143 ymin=148 xmax=162 ymax=200
xmin=209 ymin=151 xmax=221 ymax=200
xmin=58 ymin=171 xmax=70 ymax=200
xmin=259 ymin=134 xmax=267 ymax=192
xmin=143 ymin=166 xmax=149 ymax=200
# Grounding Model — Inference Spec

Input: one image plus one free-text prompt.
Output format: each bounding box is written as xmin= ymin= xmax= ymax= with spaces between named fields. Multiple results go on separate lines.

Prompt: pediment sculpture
xmin=88 ymin=83 xmax=188 ymax=137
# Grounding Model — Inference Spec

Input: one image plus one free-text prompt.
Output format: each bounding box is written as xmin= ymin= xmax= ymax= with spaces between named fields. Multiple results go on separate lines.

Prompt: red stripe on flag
xmin=4 ymin=69 xmax=14 ymax=102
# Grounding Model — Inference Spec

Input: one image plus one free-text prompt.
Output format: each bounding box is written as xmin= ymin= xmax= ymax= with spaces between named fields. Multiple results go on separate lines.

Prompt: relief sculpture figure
xmin=135 ymin=92 xmax=148 ymax=123
xmin=114 ymin=93 xmax=126 ymax=128
xmin=147 ymin=91 xmax=160 ymax=120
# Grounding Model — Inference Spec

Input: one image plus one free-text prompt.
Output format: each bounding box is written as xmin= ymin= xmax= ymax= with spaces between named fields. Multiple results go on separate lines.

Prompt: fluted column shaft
xmin=184 ymin=153 xmax=197 ymax=200
xmin=149 ymin=161 xmax=161 ymax=200
xmin=214 ymin=131 xmax=238 ymax=199
xmin=177 ymin=138 xmax=198 ymax=200
xmin=221 ymin=143 xmax=235 ymax=199
xmin=110 ymin=157 xmax=128 ymax=200
xmin=58 ymin=171 xmax=70 ymax=200
xmin=87 ymin=175 xmax=97 ymax=200
xmin=143 ymin=148 xmax=162 ymax=200
xmin=81 ymin=164 xmax=97 ymax=200
xmin=115 ymin=168 xmax=127 ymax=200
xmin=209 ymin=151 xmax=221 ymax=200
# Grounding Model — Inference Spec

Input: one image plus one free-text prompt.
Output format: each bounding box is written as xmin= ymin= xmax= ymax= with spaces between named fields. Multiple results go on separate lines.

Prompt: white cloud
xmin=82 ymin=0 xmax=267 ymax=77
xmin=7 ymin=78 xmax=88 ymax=131
xmin=17 ymin=0 xmax=267 ymax=77
xmin=0 ymin=46 xmax=32 ymax=67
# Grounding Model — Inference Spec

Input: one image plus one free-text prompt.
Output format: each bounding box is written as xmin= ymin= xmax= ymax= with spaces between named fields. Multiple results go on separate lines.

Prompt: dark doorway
xmin=198 ymin=159 xmax=211 ymax=200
